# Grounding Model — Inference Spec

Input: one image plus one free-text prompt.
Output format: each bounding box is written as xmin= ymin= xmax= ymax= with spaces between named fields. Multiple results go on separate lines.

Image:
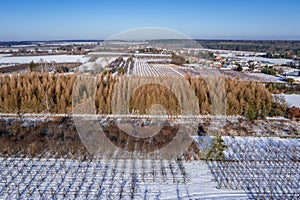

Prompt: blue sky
xmin=0 ymin=0 xmax=299 ymax=41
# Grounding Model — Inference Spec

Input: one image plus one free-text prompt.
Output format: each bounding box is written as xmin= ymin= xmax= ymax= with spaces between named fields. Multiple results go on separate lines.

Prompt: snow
xmin=134 ymin=53 xmax=171 ymax=57
xmin=89 ymin=52 xmax=171 ymax=58
xmin=0 ymin=157 xmax=247 ymax=199
xmin=44 ymin=42 xmax=98 ymax=46
xmin=206 ymin=136 xmax=300 ymax=198
xmin=0 ymin=55 xmax=88 ymax=64
xmin=0 ymin=64 xmax=13 ymax=69
xmin=10 ymin=44 xmax=38 ymax=48
xmin=222 ymin=136 xmax=300 ymax=161
xmin=0 ymin=54 xmax=12 ymax=57
xmin=203 ymin=49 xmax=266 ymax=57
xmin=0 ymin=113 xmax=298 ymax=198
xmin=1 ymin=135 xmax=298 ymax=199
xmin=218 ymin=53 xmax=234 ymax=58
xmin=89 ymin=52 xmax=133 ymax=56
xmin=238 ymin=56 xmax=294 ymax=65
xmin=78 ymin=57 xmax=116 ymax=72
xmin=126 ymin=61 xmax=131 ymax=75
xmin=0 ymin=48 xmax=19 ymax=53
xmin=239 ymin=72 xmax=284 ymax=82
xmin=282 ymin=94 xmax=300 ymax=108
xmin=132 ymin=59 xmax=184 ymax=77
xmin=0 ymin=113 xmax=245 ymax=120
xmin=221 ymin=70 xmax=285 ymax=83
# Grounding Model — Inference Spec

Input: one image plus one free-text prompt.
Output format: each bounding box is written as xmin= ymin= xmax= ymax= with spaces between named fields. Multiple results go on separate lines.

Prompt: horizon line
xmin=1 ymin=38 xmax=300 ymax=43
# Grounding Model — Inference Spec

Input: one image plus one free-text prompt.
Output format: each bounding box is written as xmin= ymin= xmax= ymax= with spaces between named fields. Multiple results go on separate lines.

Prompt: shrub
xmin=206 ymin=136 xmax=227 ymax=161
xmin=236 ymin=65 xmax=243 ymax=72
xmin=261 ymin=67 xmax=276 ymax=76
xmin=29 ymin=61 xmax=38 ymax=72
xmin=287 ymin=106 xmax=300 ymax=119
xmin=247 ymin=108 xmax=257 ymax=120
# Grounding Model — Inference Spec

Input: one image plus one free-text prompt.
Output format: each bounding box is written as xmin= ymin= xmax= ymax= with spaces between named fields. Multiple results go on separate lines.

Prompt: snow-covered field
xmin=282 ymin=94 xmax=300 ymax=108
xmin=221 ymin=70 xmax=284 ymax=83
xmin=186 ymin=67 xmax=284 ymax=83
xmin=132 ymin=59 xmax=193 ymax=77
xmin=0 ymin=64 xmax=13 ymax=68
xmin=43 ymin=42 xmax=98 ymax=46
xmin=0 ymin=54 xmax=12 ymax=58
xmin=79 ymin=57 xmax=117 ymax=72
xmin=0 ymin=135 xmax=299 ymax=199
xmin=0 ymin=157 xmax=247 ymax=199
xmin=203 ymin=49 xmax=266 ymax=57
xmin=208 ymin=136 xmax=300 ymax=199
xmin=0 ymin=55 xmax=88 ymax=65
xmin=238 ymin=56 xmax=293 ymax=65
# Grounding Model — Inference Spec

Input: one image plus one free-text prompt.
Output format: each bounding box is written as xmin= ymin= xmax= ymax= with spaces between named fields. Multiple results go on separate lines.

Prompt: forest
xmin=0 ymin=72 xmax=286 ymax=119
xmin=197 ymin=40 xmax=300 ymax=58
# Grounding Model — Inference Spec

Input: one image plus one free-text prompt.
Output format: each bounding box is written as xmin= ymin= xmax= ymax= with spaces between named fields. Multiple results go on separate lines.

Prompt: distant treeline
xmin=0 ymin=73 xmax=286 ymax=119
xmin=2 ymin=39 xmax=300 ymax=58
xmin=196 ymin=40 xmax=300 ymax=58
xmin=0 ymin=40 xmax=103 ymax=47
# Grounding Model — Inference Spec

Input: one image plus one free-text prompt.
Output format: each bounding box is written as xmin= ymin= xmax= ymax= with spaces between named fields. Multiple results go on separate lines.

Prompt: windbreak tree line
xmin=0 ymin=72 xmax=285 ymax=119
